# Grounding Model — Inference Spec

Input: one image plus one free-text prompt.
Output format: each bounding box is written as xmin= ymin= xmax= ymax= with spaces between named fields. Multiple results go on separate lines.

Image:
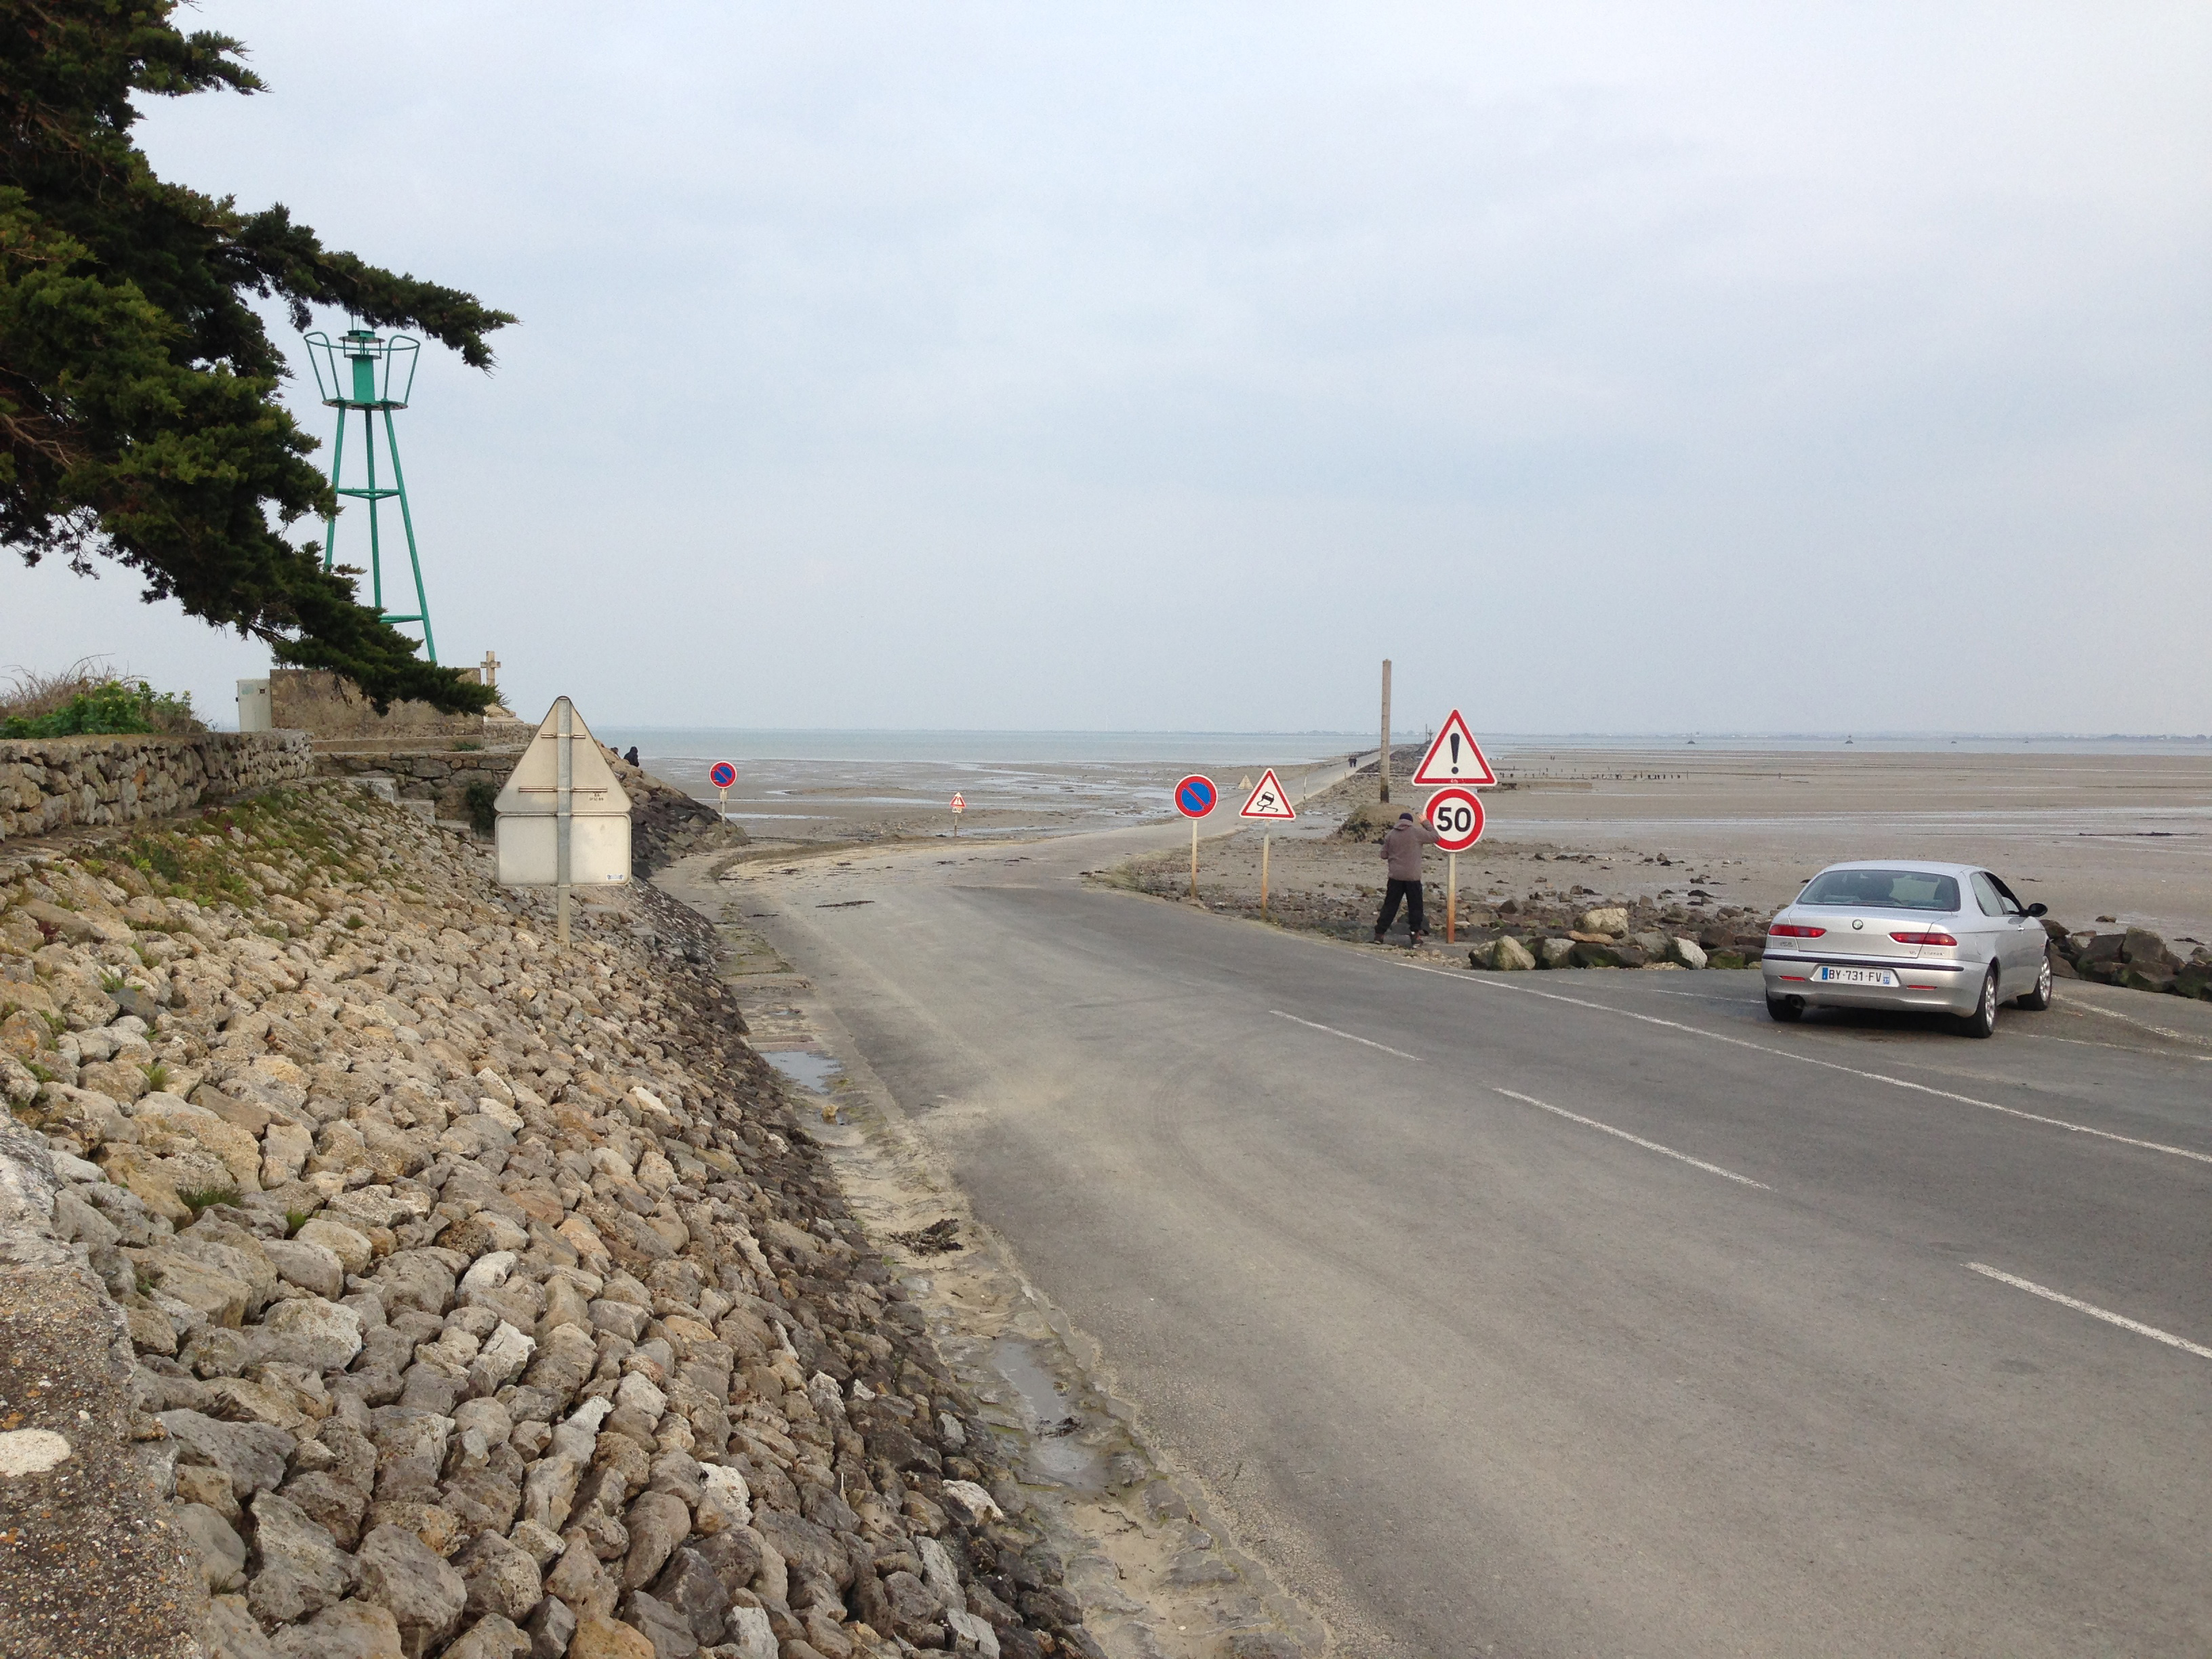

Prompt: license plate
xmin=1814 ymin=965 xmax=1898 ymax=987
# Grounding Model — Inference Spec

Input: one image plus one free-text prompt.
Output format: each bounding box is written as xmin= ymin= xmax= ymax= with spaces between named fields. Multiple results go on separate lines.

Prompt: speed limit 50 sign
xmin=1425 ymin=786 xmax=1486 ymax=853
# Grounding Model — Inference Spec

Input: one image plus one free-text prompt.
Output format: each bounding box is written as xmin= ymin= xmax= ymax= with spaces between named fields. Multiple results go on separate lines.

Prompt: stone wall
xmin=312 ymin=747 xmax=527 ymax=827
xmin=266 ymin=669 xmax=493 ymax=741
xmin=0 ymin=732 xmax=314 ymax=844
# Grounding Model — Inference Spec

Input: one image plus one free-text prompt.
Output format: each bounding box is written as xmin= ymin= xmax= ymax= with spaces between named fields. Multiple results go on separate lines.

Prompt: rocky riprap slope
xmin=0 ymin=785 xmax=1100 ymax=1659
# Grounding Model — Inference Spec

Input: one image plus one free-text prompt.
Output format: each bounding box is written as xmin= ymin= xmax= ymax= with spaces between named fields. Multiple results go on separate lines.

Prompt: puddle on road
xmin=990 ymin=1335 xmax=1101 ymax=1485
xmin=762 ymin=1050 xmax=844 ymax=1094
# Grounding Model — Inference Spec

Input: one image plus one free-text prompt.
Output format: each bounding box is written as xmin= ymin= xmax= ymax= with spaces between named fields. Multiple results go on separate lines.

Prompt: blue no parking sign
xmin=709 ymin=761 xmax=737 ymax=790
xmin=1175 ymin=775 xmax=1218 ymax=818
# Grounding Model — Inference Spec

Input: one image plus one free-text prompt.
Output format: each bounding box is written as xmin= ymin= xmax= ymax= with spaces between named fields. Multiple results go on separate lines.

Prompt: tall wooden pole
xmin=1380 ymin=659 xmax=1393 ymax=804
xmin=1261 ymin=832 xmax=1271 ymax=918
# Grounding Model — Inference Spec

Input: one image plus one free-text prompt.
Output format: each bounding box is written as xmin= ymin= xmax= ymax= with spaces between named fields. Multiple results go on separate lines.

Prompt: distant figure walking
xmin=623 ymin=746 xmax=640 ymax=768
xmin=1374 ymin=809 xmax=1439 ymax=945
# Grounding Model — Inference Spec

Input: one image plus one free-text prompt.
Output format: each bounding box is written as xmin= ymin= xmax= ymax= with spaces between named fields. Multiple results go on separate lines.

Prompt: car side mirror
xmin=2027 ymin=903 xmax=2047 ymax=918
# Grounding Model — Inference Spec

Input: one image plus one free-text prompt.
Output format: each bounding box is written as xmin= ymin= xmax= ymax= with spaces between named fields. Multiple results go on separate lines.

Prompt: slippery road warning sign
xmin=1239 ymin=769 xmax=1296 ymax=821
xmin=1412 ymin=710 xmax=1497 ymax=786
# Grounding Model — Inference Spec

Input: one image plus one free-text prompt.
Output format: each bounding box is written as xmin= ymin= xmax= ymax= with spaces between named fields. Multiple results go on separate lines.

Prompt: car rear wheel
xmin=1765 ymin=994 xmax=1803 ymax=1023
xmin=1961 ymin=967 xmax=2000 ymax=1038
xmin=2015 ymin=955 xmax=2053 ymax=1010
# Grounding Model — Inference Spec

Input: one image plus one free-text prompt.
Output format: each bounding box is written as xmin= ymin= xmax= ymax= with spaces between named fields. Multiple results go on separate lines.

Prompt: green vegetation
xmin=0 ymin=664 xmax=200 ymax=737
xmin=0 ymin=3 xmax=511 ymax=712
xmin=463 ymin=780 xmax=499 ymax=837
xmin=176 ymin=1183 xmax=240 ymax=1217
xmin=142 ymin=1060 xmax=170 ymax=1091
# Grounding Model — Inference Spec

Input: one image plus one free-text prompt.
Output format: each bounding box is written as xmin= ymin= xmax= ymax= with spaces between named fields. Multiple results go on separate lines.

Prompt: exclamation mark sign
xmin=1450 ymin=733 xmax=1461 ymax=773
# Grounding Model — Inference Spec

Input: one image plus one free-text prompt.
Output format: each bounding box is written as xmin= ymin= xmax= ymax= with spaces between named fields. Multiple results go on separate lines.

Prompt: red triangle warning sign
xmin=1411 ymin=710 xmax=1497 ymax=785
xmin=1238 ymin=768 xmax=1296 ymax=821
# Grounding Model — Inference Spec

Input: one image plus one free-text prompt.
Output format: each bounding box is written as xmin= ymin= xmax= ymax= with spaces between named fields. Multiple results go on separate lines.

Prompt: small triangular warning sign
xmin=1411 ymin=710 xmax=1496 ymax=786
xmin=1239 ymin=768 xmax=1296 ymax=821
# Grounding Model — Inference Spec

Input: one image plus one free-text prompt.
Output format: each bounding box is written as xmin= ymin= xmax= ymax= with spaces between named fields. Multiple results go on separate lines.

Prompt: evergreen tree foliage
xmin=1 ymin=1 xmax=515 ymax=711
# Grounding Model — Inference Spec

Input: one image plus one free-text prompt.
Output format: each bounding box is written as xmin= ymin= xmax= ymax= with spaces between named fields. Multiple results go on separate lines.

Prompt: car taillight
xmin=1890 ymin=931 xmax=1958 ymax=946
xmin=1768 ymin=923 xmax=1826 ymax=938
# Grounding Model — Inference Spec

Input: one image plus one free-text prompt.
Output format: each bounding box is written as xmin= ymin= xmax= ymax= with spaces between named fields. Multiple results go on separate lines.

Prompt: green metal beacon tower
xmin=301 ymin=326 xmax=439 ymax=661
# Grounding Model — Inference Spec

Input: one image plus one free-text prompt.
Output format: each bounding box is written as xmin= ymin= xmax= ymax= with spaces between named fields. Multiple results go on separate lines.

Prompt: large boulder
xmin=356 ymin=1523 xmax=468 ymax=1659
xmin=260 ymin=1295 xmax=366 ymax=1371
xmin=264 ymin=1236 xmax=347 ymax=1299
xmin=160 ymin=1410 xmax=296 ymax=1498
xmin=457 ymin=1529 xmax=544 ymax=1626
xmin=1471 ymin=936 xmax=1536 ymax=971
xmin=246 ymin=1490 xmax=357 ymax=1624
xmin=620 ymin=1489 xmax=693 ymax=1589
xmin=296 ymin=1216 xmax=374 ymax=1274
xmin=1578 ymin=907 xmax=1630 ymax=938
xmin=269 ymin=1601 xmax=405 ymax=1659
xmin=177 ymin=1502 xmax=248 ymax=1591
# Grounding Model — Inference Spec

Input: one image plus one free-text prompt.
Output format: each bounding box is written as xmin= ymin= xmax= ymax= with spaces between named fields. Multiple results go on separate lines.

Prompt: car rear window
xmin=1798 ymin=869 xmax=1961 ymax=912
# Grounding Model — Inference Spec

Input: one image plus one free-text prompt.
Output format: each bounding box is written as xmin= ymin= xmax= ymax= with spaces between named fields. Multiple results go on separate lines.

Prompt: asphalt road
xmin=738 ymin=827 xmax=2212 ymax=1658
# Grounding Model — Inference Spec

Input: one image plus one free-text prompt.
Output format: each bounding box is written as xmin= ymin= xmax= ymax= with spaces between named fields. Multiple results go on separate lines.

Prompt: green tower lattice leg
xmin=321 ymin=401 xmax=438 ymax=663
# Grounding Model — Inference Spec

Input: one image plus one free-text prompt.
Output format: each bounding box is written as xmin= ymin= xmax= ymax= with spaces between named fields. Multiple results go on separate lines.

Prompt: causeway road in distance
xmin=731 ymin=824 xmax=2212 ymax=1658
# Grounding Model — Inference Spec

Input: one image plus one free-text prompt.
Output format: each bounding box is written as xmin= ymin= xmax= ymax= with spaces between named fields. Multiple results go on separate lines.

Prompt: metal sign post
xmin=556 ymin=701 xmax=574 ymax=944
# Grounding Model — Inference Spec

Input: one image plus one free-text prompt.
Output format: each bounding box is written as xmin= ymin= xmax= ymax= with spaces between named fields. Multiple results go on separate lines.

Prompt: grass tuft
xmin=176 ymin=1184 xmax=241 ymax=1217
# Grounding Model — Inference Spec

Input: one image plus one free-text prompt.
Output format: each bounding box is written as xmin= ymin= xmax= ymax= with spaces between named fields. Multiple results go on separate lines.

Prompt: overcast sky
xmin=12 ymin=3 xmax=2209 ymax=735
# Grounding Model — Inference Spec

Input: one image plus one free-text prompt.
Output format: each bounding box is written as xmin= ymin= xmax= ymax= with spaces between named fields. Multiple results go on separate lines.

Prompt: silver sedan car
xmin=1761 ymin=860 xmax=2053 ymax=1037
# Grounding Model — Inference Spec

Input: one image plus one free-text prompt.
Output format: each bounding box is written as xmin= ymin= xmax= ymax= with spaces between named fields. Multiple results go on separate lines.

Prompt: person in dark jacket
xmin=1374 ymin=810 xmax=1439 ymax=944
xmin=623 ymin=746 xmax=640 ymax=768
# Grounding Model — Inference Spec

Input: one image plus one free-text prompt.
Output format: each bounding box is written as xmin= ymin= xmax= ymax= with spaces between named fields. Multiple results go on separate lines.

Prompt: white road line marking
xmin=1965 ymin=1263 xmax=2212 ymax=1360
xmin=1268 ymin=1010 xmax=1422 ymax=1062
xmin=1494 ymin=1088 xmax=1771 ymax=1189
xmin=2065 ymin=999 xmax=2212 ymax=1050
xmin=2023 ymin=1031 xmax=2212 ymax=1063
xmin=1401 ymin=963 xmax=2212 ymax=1168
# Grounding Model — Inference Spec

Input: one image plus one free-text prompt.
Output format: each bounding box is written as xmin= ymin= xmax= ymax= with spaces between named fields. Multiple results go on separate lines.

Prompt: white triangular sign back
xmin=494 ymin=698 xmax=632 ymax=815
xmin=1411 ymin=710 xmax=1497 ymax=786
xmin=1239 ymin=768 xmax=1296 ymax=821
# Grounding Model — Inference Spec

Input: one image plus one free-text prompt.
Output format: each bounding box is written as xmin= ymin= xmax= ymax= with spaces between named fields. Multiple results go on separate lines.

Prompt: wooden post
xmin=1261 ymin=832 xmax=1270 ymax=918
xmin=1189 ymin=818 xmax=1200 ymax=898
xmin=1446 ymin=851 xmax=1457 ymax=945
xmin=1379 ymin=659 xmax=1393 ymax=803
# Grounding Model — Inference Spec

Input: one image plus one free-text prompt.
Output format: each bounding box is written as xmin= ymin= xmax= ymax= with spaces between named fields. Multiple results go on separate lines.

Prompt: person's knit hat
xmin=1398 ymin=811 xmax=1414 ymax=821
